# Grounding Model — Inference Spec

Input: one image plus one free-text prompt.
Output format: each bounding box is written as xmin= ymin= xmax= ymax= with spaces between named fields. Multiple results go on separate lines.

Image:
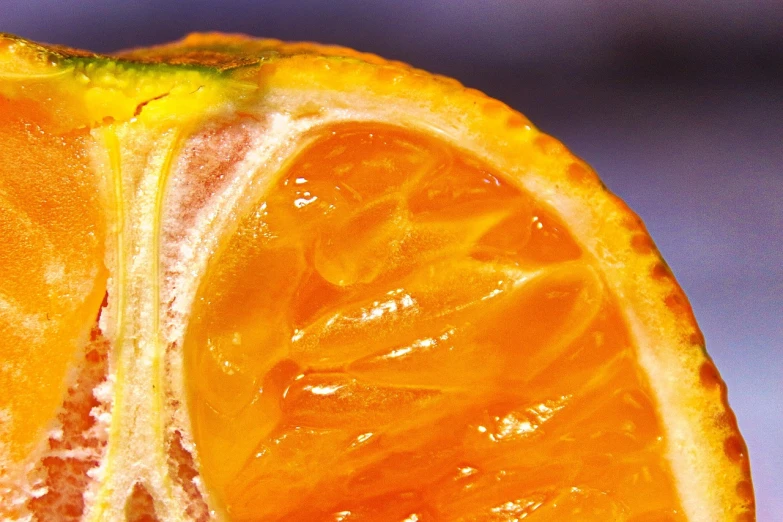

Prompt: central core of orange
xmin=184 ymin=123 xmax=683 ymax=521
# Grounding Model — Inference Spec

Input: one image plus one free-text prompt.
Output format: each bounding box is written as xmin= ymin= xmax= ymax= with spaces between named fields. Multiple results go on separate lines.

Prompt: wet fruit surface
xmin=184 ymin=123 xmax=684 ymax=520
xmin=0 ymin=96 xmax=106 ymax=466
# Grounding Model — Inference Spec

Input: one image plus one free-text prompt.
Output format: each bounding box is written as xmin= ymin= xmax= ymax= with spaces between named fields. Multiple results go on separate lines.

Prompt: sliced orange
xmin=0 ymin=33 xmax=754 ymax=521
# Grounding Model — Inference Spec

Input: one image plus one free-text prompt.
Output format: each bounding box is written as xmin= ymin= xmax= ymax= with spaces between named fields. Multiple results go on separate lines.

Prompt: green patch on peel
xmin=0 ymin=33 xmax=258 ymax=128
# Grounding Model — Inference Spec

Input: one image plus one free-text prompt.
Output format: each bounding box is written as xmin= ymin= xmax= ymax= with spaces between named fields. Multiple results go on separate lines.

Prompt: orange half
xmin=0 ymin=33 xmax=754 ymax=521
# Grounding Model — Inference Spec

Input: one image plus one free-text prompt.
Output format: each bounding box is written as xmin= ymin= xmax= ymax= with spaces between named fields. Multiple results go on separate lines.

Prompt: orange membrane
xmin=184 ymin=123 xmax=684 ymax=521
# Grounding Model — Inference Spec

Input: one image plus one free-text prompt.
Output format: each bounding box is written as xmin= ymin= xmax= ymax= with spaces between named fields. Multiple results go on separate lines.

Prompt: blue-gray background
xmin=2 ymin=1 xmax=781 ymax=519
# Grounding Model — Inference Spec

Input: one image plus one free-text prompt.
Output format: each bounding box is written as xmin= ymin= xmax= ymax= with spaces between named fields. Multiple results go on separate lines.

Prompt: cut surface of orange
xmin=0 ymin=33 xmax=754 ymax=521
xmin=185 ymin=122 xmax=681 ymax=521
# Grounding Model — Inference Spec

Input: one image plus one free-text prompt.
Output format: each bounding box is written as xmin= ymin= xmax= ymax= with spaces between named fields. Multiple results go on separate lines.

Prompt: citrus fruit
xmin=0 ymin=32 xmax=754 ymax=521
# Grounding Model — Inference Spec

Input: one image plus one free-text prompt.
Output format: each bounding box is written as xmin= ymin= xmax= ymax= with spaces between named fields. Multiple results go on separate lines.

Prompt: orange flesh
xmin=185 ymin=123 xmax=685 ymax=521
xmin=27 ymin=321 xmax=110 ymax=520
xmin=0 ymin=96 xmax=106 ymax=467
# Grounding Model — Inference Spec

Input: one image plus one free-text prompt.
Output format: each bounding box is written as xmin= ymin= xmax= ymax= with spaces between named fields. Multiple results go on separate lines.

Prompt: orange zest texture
xmin=0 ymin=33 xmax=754 ymax=521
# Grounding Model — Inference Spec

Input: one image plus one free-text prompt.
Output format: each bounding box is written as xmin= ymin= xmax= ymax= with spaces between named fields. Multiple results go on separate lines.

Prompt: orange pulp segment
xmin=185 ymin=122 xmax=683 ymax=520
xmin=0 ymin=96 xmax=106 ymax=467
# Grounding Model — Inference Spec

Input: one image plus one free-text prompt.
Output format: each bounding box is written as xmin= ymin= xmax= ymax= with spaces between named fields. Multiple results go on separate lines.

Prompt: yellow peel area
xmin=0 ymin=33 xmax=249 ymax=131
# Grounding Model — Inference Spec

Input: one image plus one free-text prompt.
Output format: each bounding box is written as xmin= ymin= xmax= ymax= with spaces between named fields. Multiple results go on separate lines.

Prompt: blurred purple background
xmin=2 ymin=1 xmax=781 ymax=519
